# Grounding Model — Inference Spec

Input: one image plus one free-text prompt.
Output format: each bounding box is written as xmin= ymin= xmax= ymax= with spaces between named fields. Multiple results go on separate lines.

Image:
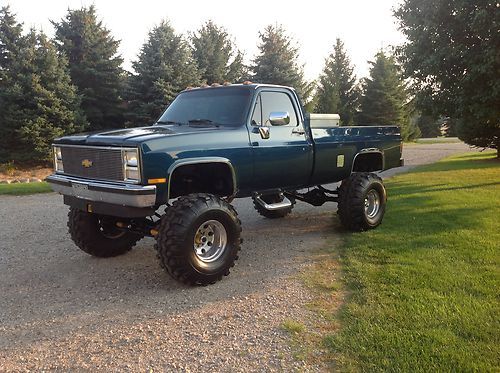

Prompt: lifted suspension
xmin=285 ymin=185 xmax=338 ymax=207
xmin=115 ymin=215 xmax=161 ymax=237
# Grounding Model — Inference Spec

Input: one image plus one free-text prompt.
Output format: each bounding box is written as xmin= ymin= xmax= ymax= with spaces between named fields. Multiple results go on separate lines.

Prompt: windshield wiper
xmin=156 ymin=120 xmax=185 ymax=126
xmin=188 ymin=119 xmax=220 ymax=127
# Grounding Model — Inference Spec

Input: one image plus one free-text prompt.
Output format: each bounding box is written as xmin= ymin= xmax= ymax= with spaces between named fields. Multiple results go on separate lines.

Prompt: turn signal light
xmin=148 ymin=178 xmax=167 ymax=184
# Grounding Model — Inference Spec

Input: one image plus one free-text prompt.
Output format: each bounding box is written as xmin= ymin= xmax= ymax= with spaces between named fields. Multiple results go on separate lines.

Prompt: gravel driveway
xmin=0 ymin=142 xmax=475 ymax=371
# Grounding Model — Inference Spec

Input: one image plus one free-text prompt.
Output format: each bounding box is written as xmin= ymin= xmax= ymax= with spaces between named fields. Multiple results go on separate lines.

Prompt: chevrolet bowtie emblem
xmin=81 ymin=159 xmax=93 ymax=168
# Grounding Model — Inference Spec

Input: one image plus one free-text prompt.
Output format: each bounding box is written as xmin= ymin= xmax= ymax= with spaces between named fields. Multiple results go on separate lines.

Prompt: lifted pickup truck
xmin=47 ymin=83 xmax=403 ymax=285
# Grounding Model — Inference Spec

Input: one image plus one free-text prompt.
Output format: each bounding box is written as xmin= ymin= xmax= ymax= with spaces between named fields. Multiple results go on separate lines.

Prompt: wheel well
xmin=352 ymin=152 xmax=383 ymax=172
xmin=169 ymin=162 xmax=235 ymax=199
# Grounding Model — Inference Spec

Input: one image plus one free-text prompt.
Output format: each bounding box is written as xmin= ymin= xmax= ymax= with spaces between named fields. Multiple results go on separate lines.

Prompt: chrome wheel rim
xmin=364 ymin=189 xmax=381 ymax=219
xmin=193 ymin=220 xmax=227 ymax=263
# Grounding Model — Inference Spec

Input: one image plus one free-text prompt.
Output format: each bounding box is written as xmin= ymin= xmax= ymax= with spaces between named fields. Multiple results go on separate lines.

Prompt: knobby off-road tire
xmin=337 ymin=172 xmax=387 ymax=231
xmin=68 ymin=207 xmax=143 ymax=257
xmin=155 ymin=193 xmax=242 ymax=286
xmin=252 ymin=193 xmax=295 ymax=219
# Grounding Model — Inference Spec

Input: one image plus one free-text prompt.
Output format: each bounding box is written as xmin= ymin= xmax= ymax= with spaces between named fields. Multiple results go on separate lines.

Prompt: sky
xmin=4 ymin=0 xmax=406 ymax=81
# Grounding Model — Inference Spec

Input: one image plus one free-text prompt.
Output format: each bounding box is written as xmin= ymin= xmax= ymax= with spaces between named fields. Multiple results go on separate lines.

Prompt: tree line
xmin=0 ymin=1 xmax=497 ymax=164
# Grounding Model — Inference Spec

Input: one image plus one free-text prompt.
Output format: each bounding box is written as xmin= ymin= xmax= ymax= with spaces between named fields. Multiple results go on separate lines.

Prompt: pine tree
xmin=358 ymin=51 xmax=419 ymax=140
xmin=0 ymin=29 xmax=86 ymax=163
xmin=358 ymin=51 xmax=404 ymax=125
xmin=52 ymin=5 xmax=124 ymax=131
xmin=0 ymin=6 xmax=22 ymax=75
xmin=126 ymin=20 xmax=200 ymax=126
xmin=402 ymin=100 xmax=422 ymax=141
xmin=227 ymin=51 xmax=246 ymax=83
xmin=0 ymin=6 xmax=23 ymax=161
xmin=315 ymin=38 xmax=359 ymax=125
xmin=302 ymin=80 xmax=318 ymax=112
xmin=251 ymin=24 xmax=308 ymax=98
xmin=191 ymin=20 xmax=247 ymax=84
xmin=416 ymin=113 xmax=441 ymax=138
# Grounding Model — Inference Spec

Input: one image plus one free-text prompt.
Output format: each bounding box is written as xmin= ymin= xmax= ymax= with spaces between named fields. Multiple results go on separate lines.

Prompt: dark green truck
xmin=47 ymin=83 xmax=403 ymax=285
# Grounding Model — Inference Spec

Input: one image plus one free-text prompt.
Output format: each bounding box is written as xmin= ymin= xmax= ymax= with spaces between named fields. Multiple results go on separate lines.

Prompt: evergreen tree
xmin=126 ymin=20 xmax=200 ymax=126
xmin=52 ymin=5 xmax=124 ymax=131
xmin=416 ymin=113 xmax=441 ymax=138
xmin=227 ymin=51 xmax=247 ymax=83
xmin=396 ymin=0 xmax=499 ymax=155
xmin=0 ymin=6 xmax=22 ymax=76
xmin=315 ymin=38 xmax=359 ymax=125
xmin=358 ymin=51 xmax=419 ymax=140
xmin=251 ymin=24 xmax=308 ymax=98
xmin=302 ymin=80 xmax=318 ymax=112
xmin=403 ymin=101 xmax=422 ymax=141
xmin=0 ymin=6 xmax=22 ymax=160
xmin=0 ymin=29 xmax=86 ymax=163
xmin=191 ymin=20 xmax=247 ymax=84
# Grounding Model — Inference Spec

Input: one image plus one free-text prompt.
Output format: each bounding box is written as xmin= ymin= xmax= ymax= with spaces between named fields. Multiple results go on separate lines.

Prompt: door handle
xmin=292 ymin=128 xmax=305 ymax=135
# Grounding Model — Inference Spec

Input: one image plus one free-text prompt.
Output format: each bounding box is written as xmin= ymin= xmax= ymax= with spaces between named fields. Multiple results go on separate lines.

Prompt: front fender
xmin=166 ymin=157 xmax=237 ymax=200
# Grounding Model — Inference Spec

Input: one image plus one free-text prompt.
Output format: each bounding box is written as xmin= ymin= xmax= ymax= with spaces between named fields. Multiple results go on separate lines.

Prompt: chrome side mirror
xmin=268 ymin=111 xmax=290 ymax=126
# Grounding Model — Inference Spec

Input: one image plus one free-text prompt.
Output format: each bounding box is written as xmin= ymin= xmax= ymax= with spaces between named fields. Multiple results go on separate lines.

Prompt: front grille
xmin=61 ymin=146 xmax=124 ymax=182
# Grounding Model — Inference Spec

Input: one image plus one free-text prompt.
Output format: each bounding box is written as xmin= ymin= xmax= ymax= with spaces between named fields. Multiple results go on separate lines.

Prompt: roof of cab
xmin=181 ymin=82 xmax=296 ymax=93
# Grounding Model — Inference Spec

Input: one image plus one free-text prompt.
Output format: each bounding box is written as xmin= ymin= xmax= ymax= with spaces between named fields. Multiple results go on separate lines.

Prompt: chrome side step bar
xmin=253 ymin=193 xmax=292 ymax=211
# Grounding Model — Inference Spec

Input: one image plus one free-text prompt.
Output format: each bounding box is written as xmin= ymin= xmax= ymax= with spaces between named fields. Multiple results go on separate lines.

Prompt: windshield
xmin=157 ymin=87 xmax=252 ymax=127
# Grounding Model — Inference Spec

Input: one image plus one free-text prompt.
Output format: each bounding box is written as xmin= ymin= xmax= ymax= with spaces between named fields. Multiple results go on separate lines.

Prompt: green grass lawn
xmin=0 ymin=181 xmax=52 ymax=195
xmin=321 ymin=152 xmax=499 ymax=371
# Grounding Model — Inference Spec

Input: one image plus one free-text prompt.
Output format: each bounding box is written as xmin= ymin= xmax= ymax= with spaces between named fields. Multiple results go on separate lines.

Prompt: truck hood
xmin=53 ymin=124 xmax=231 ymax=147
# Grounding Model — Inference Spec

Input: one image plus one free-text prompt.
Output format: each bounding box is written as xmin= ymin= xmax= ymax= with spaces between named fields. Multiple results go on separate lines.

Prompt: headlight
xmin=122 ymin=148 xmax=140 ymax=182
xmin=53 ymin=146 xmax=63 ymax=172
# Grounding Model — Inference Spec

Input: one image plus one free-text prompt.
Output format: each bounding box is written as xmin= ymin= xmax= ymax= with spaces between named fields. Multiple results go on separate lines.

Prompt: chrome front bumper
xmin=46 ymin=174 xmax=157 ymax=208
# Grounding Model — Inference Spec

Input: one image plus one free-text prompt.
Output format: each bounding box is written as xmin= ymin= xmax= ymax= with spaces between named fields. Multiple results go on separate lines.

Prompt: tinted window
xmin=261 ymin=91 xmax=298 ymax=126
xmin=158 ymin=87 xmax=252 ymax=126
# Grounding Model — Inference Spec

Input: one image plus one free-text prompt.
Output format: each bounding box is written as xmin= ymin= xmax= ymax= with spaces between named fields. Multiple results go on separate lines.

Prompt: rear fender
xmin=351 ymin=149 xmax=384 ymax=173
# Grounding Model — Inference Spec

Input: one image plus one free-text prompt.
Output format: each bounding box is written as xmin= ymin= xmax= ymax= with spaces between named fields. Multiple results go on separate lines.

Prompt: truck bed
xmin=309 ymin=125 xmax=402 ymax=185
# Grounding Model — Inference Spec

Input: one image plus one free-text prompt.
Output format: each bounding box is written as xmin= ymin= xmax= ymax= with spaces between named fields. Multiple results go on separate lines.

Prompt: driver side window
xmin=261 ymin=91 xmax=298 ymax=126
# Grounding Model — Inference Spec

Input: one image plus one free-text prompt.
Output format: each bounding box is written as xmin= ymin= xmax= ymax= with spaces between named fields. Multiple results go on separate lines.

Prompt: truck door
xmin=249 ymin=89 xmax=313 ymax=190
